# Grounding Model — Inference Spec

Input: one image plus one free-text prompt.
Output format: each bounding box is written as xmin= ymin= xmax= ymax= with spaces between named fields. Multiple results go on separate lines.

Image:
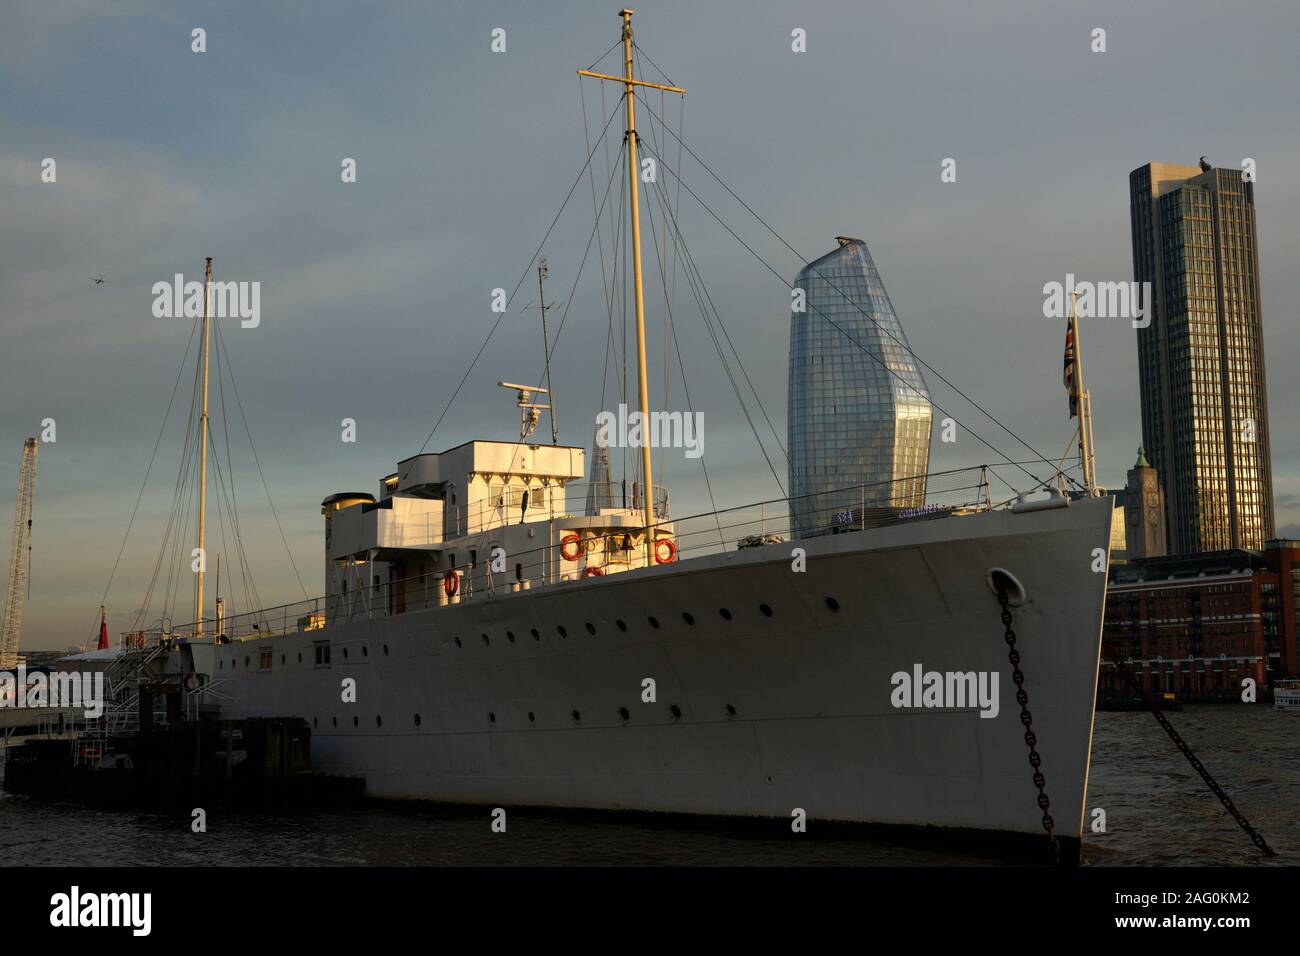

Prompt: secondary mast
xmin=195 ymin=256 xmax=213 ymax=637
xmin=578 ymin=8 xmax=685 ymax=562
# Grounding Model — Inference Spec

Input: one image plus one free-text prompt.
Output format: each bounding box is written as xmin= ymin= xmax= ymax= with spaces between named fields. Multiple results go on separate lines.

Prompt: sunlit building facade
xmin=1129 ymin=161 xmax=1274 ymax=553
xmin=788 ymin=236 xmax=932 ymax=538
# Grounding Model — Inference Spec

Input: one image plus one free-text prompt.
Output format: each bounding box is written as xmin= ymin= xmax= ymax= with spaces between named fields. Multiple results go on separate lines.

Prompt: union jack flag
xmin=1063 ymin=321 xmax=1078 ymax=418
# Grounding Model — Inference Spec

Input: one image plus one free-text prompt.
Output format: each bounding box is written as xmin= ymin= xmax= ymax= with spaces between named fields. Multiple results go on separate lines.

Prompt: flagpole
xmin=1069 ymin=290 xmax=1096 ymax=491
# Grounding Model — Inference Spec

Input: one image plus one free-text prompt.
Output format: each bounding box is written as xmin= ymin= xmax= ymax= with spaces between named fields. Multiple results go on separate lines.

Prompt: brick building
xmin=1101 ymin=539 xmax=1300 ymax=699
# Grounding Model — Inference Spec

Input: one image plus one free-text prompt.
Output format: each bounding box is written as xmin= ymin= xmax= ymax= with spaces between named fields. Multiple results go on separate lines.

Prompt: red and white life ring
xmin=561 ymin=534 xmax=584 ymax=561
xmin=654 ymin=538 xmax=677 ymax=564
xmin=582 ymin=566 xmax=604 ymax=578
xmin=443 ymin=570 xmax=459 ymax=597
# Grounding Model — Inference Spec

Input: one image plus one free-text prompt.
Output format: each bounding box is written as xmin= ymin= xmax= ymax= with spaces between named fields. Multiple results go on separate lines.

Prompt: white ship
xmin=103 ymin=10 xmax=1113 ymax=860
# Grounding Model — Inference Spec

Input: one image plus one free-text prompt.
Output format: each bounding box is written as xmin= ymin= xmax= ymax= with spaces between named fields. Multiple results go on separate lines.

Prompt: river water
xmin=1 ymin=705 xmax=1294 ymax=866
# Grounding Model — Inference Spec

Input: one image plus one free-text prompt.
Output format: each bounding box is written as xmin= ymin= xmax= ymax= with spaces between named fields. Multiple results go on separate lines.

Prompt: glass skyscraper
xmin=1129 ymin=161 xmax=1274 ymax=553
xmin=788 ymin=236 xmax=933 ymax=538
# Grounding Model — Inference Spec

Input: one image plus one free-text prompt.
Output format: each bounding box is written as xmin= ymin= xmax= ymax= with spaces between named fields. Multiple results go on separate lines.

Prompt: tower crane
xmin=0 ymin=438 xmax=38 ymax=669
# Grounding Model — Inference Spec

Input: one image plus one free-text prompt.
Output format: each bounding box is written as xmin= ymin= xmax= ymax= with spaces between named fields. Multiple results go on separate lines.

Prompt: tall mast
xmin=1069 ymin=289 xmax=1097 ymax=491
xmin=578 ymin=9 xmax=685 ymax=563
xmin=195 ymin=256 xmax=212 ymax=637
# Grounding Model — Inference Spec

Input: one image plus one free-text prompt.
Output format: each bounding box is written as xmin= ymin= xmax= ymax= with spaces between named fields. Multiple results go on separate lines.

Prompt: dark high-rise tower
xmin=1129 ymin=161 xmax=1274 ymax=553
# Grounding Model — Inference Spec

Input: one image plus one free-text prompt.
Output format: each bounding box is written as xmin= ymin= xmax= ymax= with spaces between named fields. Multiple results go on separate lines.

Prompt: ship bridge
xmin=320 ymin=439 xmax=672 ymax=622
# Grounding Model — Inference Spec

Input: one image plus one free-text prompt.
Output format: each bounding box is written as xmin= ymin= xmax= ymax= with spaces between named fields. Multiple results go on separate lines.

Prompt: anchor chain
xmin=1103 ymin=647 xmax=1275 ymax=858
xmin=997 ymin=586 xmax=1060 ymax=864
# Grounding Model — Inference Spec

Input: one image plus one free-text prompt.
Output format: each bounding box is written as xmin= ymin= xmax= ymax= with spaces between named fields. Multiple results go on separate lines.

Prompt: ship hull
xmin=202 ymin=497 xmax=1111 ymax=847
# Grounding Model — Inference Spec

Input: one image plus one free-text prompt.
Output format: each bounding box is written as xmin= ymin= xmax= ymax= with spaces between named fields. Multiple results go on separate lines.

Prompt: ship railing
xmin=170 ymin=461 xmax=1079 ymax=639
xmin=453 ymin=482 xmax=669 ymax=536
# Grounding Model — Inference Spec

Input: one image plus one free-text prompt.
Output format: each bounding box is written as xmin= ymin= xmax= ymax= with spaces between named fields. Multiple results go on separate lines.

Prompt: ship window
xmin=507 ymin=631 xmax=516 ymax=643
xmin=572 ymin=710 xmax=581 ymax=722
xmin=342 ymin=647 xmax=349 ymax=660
xmin=515 ymin=563 xmax=523 ymax=581
xmin=670 ymin=705 xmax=682 ymax=719
xmin=482 ymin=633 xmax=490 ymax=646
xmin=759 ymin=603 xmax=773 ymax=617
xmin=647 ymin=616 xmax=660 ymax=629
xmin=353 ymin=716 xmax=359 ymax=727
xmin=362 ymin=644 xmax=369 ymax=657
xmin=718 ymin=608 xmax=732 ymax=621
xmin=616 ymin=619 xmax=627 ymax=632
xmin=528 ymin=711 xmax=535 ymax=722
xmin=297 ymin=652 xmax=302 ymax=664
xmin=557 ymin=625 xmax=568 ymax=638
xmin=313 ymin=717 xmax=317 ymax=728
xmin=682 ymin=612 xmax=695 ymax=626
xmin=314 ymin=641 xmax=331 ymax=667
xmin=376 ymin=715 xmax=382 ymax=727
xmin=244 ymin=655 xmax=251 ymax=668
xmin=332 ymin=717 xmax=337 ymax=727
xmin=585 ymin=622 xmax=596 ymax=635
xmin=619 ymin=707 xmax=630 ymax=720
xmin=373 ymin=575 xmax=380 ymax=593
xmin=280 ymin=653 xmax=286 ymax=665
xmin=531 ymin=628 xmax=540 ymax=641
xmin=825 ymin=597 xmax=840 ymax=611
xmin=726 ymin=705 xmax=737 ymax=717
xmin=489 ymin=712 xmax=496 ymax=724
xmin=414 ymin=714 xmax=421 ymax=726
xmin=382 ymin=644 xmax=388 ymax=656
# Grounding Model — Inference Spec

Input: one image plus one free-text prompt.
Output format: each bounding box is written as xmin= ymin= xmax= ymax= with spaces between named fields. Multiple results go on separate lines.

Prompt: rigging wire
xmin=634 ymin=130 xmax=1052 ymax=492
xmin=211 ymin=317 xmax=309 ymax=600
xmin=638 ymin=95 xmax=1074 ymax=492
xmin=415 ymin=93 xmax=626 ymax=456
xmin=85 ymin=316 xmax=199 ymax=645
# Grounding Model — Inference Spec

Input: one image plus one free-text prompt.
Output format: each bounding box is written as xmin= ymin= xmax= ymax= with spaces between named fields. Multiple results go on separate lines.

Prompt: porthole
xmin=332 ymin=717 xmax=338 ymax=728
xmin=343 ymin=647 xmax=349 ymax=659
xmin=682 ymin=612 xmax=695 ymax=626
xmin=489 ymin=712 xmax=496 ymax=724
xmin=454 ymin=637 xmax=463 ymax=648
xmin=414 ymin=714 xmax=422 ymax=726
xmin=759 ymin=603 xmax=773 ymax=617
xmin=647 ymin=616 xmax=660 ymax=629
xmin=281 ymin=653 xmax=286 ymax=665
xmin=507 ymin=631 xmax=516 ymax=644
xmin=825 ymin=597 xmax=840 ymax=612
xmin=585 ymin=622 xmax=596 ymax=635
xmin=616 ymin=619 xmax=628 ymax=632
xmin=244 ymin=655 xmax=250 ymax=667
xmin=352 ymin=716 xmax=359 ymax=727
xmin=383 ymin=644 xmax=389 ymax=656
xmin=482 ymin=633 xmax=490 ymax=647
xmin=312 ymin=717 xmax=318 ymax=728
xmin=531 ymin=628 xmax=540 ymax=641
xmin=375 ymin=715 xmax=382 ymax=727
xmin=297 ymin=652 xmax=302 ymax=664
xmin=572 ymin=709 xmax=581 ymax=722
xmin=219 ymin=660 xmax=224 ymax=670
xmin=719 ymin=608 xmax=732 ymax=621
xmin=725 ymin=704 xmax=737 ymax=717
xmin=528 ymin=711 xmax=536 ymax=723
xmin=619 ymin=707 xmax=630 ymax=720
xmin=362 ymin=645 xmax=369 ymax=657
xmin=670 ymin=704 xmax=682 ymax=719
xmin=557 ymin=625 xmax=568 ymax=639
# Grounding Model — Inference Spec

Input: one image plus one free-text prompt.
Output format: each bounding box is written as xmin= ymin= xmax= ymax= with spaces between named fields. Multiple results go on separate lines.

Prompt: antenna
xmin=536 ymin=257 xmax=559 ymax=444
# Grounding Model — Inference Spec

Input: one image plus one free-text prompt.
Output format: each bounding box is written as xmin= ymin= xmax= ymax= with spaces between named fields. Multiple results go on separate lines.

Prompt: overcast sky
xmin=3 ymin=0 xmax=1297 ymax=650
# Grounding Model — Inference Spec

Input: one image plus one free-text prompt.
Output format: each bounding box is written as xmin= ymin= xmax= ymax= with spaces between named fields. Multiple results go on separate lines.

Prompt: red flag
xmin=1063 ymin=321 xmax=1078 ymax=418
xmin=98 ymin=607 xmax=109 ymax=650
